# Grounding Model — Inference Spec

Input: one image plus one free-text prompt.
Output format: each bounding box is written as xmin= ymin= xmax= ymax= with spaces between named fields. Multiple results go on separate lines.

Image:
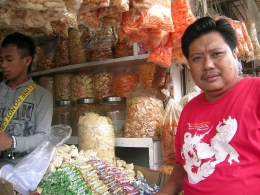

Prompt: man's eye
xmin=192 ymin=56 xmax=202 ymax=61
xmin=213 ymin=52 xmax=223 ymax=57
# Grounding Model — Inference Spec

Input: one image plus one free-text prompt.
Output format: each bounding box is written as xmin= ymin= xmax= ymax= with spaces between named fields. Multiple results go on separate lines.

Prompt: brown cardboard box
xmin=134 ymin=165 xmax=170 ymax=187
xmin=0 ymin=178 xmax=15 ymax=195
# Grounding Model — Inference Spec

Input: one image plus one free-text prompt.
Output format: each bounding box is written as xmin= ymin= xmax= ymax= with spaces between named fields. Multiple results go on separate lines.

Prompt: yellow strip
xmin=0 ymin=83 xmax=38 ymax=131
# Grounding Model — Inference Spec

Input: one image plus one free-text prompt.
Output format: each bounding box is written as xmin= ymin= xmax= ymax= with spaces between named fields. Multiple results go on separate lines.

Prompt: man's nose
xmin=203 ymin=57 xmax=215 ymax=70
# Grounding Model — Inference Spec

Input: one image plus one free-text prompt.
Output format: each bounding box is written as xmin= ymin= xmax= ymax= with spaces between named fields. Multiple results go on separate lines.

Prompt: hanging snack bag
xmin=148 ymin=46 xmax=172 ymax=67
xmin=78 ymin=10 xmax=100 ymax=31
xmin=68 ymin=28 xmax=87 ymax=64
xmin=245 ymin=19 xmax=260 ymax=60
xmin=134 ymin=0 xmax=174 ymax=31
xmin=37 ymin=40 xmax=56 ymax=71
xmin=160 ymin=89 xmax=182 ymax=165
xmin=56 ymin=37 xmax=70 ymax=67
xmin=115 ymin=38 xmax=134 ymax=58
xmin=79 ymin=0 xmax=110 ymax=13
xmin=30 ymin=46 xmax=43 ymax=72
xmin=112 ymin=72 xmax=139 ymax=97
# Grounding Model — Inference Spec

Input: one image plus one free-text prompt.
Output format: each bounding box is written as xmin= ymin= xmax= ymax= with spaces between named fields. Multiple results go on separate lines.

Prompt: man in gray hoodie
xmin=0 ymin=32 xmax=53 ymax=167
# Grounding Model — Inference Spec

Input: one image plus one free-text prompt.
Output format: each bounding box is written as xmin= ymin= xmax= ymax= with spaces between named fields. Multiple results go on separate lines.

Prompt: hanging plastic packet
xmin=180 ymin=86 xmax=201 ymax=107
xmin=161 ymin=89 xmax=182 ymax=163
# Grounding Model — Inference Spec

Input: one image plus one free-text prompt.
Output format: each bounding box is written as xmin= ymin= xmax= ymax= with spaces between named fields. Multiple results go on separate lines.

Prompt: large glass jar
xmin=100 ymin=97 xmax=126 ymax=137
xmin=73 ymin=98 xmax=100 ymax=136
xmin=54 ymin=73 xmax=74 ymax=100
xmin=52 ymin=100 xmax=75 ymax=131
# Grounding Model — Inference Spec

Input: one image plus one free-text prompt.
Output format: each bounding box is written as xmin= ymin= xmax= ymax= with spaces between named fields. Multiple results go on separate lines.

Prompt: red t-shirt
xmin=175 ymin=76 xmax=260 ymax=195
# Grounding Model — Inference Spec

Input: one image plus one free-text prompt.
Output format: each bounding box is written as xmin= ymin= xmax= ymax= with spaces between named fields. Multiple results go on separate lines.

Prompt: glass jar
xmin=54 ymin=73 xmax=74 ymax=100
xmin=52 ymin=100 xmax=75 ymax=131
xmin=100 ymin=97 xmax=126 ymax=137
xmin=73 ymin=98 xmax=100 ymax=136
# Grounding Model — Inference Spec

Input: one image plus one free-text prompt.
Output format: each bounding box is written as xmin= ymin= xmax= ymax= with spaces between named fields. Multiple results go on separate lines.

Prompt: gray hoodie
xmin=0 ymin=78 xmax=53 ymax=166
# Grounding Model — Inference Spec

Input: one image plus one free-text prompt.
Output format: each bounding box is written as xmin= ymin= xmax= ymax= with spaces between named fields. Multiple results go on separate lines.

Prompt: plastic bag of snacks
xmin=112 ymin=72 xmax=139 ymax=97
xmin=180 ymin=86 xmax=201 ymax=107
xmin=168 ymin=0 xmax=196 ymax=47
xmin=245 ymin=19 xmax=260 ymax=60
xmin=93 ymin=70 xmax=114 ymax=100
xmin=98 ymin=0 xmax=129 ymax=18
xmin=160 ymin=89 xmax=182 ymax=165
xmin=139 ymin=62 xmax=167 ymax=88
xmin=148 ymin=46 xmax=172 ymax=67
xmin=68 ymin=28 xmax=88 ymax=64
xmin=37 ymin=40 xmax=56 ymax=71
xmin=215 ymin=16 xmax=254 ymax=62
xmin=134 ymin=0 xmax=174 ymax=31
xmin=124 ymin=88 xmax=163 ymax=139
xmin=55 ymin=37 xmax=70 ymax=67
xmin=30 ymin=46 xmax=43 ymax=72
xmin=101 ymin=12 xmax=122 ymax=28
xmin=78 ymin=10 xmax=100 ymax=31
xmin=146 ymin=29 xmax=170 ymax=49
xmin=115 ymin=38 xmax=133 ymax=57
xmin=79 ymin=0 xmax=110 ymax=13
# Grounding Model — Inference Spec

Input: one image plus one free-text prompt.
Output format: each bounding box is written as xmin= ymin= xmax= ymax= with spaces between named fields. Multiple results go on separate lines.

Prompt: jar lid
xmin=76 ymin=98 xmax=99 ymax=104
xmin=102 ymin=96 xmax=126 ymax=103
xmin=55 ymin=100 xmax=75 ymax=106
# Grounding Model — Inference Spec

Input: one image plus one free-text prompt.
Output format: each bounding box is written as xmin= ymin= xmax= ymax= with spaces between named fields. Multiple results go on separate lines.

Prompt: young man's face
xmin=0 ymin=44 xmax=31 ymax=82
xmin=187 ymin=31 xmax=239 ymax=101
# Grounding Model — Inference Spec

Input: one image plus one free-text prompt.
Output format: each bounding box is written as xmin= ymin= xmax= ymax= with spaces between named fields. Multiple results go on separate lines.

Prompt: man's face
xmin=0 ymin=44 xmax=30 ymax=82
xmin=187 ymin=32 xmax=239 ymax=101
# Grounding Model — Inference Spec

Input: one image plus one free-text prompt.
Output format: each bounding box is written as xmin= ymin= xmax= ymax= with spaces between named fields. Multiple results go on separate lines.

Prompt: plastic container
xmin=100 ymin=97 xmax=126 ymax=137
xmin=73 ymin=98 xmax=100 ymax=136
xmin=52 ymin=100 xmax=75 ymax=131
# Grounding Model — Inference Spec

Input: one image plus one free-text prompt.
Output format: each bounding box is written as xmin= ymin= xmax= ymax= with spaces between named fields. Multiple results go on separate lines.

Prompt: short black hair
xmin=181 ymin=17 xmax=237 ymax=59
xmin=1 ymin=32 xmax=36 ymax=67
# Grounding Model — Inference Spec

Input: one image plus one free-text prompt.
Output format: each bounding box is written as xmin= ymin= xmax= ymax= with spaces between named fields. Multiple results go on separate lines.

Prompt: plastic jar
xmin=73 ymin=98 xmax=100 ymax=136
xmin=100 ymin=97 xmax=126 ymax=137
xmin=52 ymin=100 xmax=75 ymax=131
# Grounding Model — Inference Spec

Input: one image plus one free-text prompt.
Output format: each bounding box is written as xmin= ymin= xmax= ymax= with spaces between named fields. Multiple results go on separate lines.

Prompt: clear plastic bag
xmin=0 ymin=125 xmax=72 ymax=195
xmin=124 ymin=88 xmax=163 ymax=139
xmin=161 ymin=89 xmax=182 ymax=165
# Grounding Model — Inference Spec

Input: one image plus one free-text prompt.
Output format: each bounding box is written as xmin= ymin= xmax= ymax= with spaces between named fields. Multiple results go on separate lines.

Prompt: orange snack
xmin=113 ymin=73 xmax=139 ymax=97
xmin=167 ymin=0 xmax=196 ymax=48
xmin=138 ymin=0 xmax=174 ymax=31
xmin=148 ymin=46 xmax=172 ymax=67
xmin=146 ymin=29 xmax=170 ymax=49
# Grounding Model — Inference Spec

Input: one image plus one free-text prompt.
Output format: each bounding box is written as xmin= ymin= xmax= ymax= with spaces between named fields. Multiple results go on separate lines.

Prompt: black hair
xmin=181 ymin=17 xmax=237 ymax=59
xmin=1 ymin=32 xmax=36 ymax=68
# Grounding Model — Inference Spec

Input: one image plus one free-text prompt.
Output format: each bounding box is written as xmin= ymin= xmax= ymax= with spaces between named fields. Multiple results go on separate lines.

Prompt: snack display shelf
xmin=28 ymin=42 xmax=149 ymax=77
xmin=66 ymin=136 xmax=162 ymax=170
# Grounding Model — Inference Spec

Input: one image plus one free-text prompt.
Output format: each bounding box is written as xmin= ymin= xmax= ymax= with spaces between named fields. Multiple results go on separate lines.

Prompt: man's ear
xmin=24 ymin=56 xmax=32 ymax=68
xmin=232 ymin=48 xmax=238 ymax=60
